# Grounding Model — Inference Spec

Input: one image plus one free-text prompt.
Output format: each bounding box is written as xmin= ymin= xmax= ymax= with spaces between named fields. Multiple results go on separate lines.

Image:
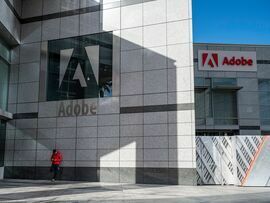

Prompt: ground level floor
xmin=0 ymin=179 xmax=269 ymax=203
xmin=3 ymin=135 xmax=270 ymax=187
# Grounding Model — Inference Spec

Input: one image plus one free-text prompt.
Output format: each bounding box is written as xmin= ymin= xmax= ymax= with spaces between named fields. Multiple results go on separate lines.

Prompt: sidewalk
xmin=0 ymin=179 xmax=269 ymax=203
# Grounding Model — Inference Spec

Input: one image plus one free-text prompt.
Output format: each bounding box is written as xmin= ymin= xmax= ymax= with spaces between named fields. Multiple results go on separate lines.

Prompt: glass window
xmin=195 ymin=89 xmax=206 ymax=125
xmin=259 ymin=91 xmax=270 ymax=105
xmin=0 ymin=40 xmax=9 ymax=167
xmin=194 ymin=77 xmax=205 ymax=86
xmin=0 ymin=39 xmax=10 ymax=63
xmin=195 ymin=89 xmax=213 ymax=125
xmin=212 ymin=78 xmax=237 ymax=87
xmin=0 ymin=40 xmax=10 ymax=111
xmin=47 ymin=32 xmax=113 ymax=101
xmin=213 ymin=91 xmax=237 ymax=125
xmin=0 ymin=60 xmax=9 ymax=111
xmin=195 ymin=78 xmax=238 ymax=125
xmin=259 ymin=80 xmax=270 ymax=125
xmin=0 ymin=121 xmax=6 ymax=167
xmin=259 ymin=80 xmax=270 ymax=92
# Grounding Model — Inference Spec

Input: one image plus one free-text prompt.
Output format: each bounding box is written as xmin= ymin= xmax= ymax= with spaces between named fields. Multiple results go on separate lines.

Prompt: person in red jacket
xmin=50 ymin=149 xmax=62 ymax=181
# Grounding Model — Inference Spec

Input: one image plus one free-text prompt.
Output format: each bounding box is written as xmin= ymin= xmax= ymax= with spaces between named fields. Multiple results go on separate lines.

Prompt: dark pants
xmin=51 ymin=164 xmax=60 ymax=179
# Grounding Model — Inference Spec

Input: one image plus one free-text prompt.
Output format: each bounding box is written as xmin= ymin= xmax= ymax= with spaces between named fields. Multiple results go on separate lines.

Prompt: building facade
xmin=194 ymin=43 xmax=270 ymax=186
xmin=0 ymin=0 xmax=196 ymax=185
xmin=194 ymin=43 xmax=266 ymax=135
xmin=0 ymin=0 xmax=269 ymax=186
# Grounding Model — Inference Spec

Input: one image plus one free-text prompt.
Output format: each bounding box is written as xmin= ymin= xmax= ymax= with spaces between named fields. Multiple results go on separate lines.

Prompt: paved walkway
xmin=0 ymin=179 xmax=270 ymax=202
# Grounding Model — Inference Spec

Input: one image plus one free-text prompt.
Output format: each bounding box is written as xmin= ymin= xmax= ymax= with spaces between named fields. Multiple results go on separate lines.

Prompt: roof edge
xmin=193 ymin=42 xmax=270 ymax=48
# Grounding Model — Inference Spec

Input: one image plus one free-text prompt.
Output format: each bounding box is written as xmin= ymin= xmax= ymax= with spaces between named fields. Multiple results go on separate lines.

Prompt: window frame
xmin=195 ymin=77 xmax=238 ymax=125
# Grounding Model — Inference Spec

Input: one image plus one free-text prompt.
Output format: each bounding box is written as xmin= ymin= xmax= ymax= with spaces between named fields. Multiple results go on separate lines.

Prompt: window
xmin=196 ymin=130 xmax=238 ymax=136
xmin=47 ymin=32 xmax=113 ymax=101
xmin=195 ymin=78 xmax=238 ymax=125
xmin=0 ymin=40 xmax=10 ymax=111
xmin=195 ymin=78 xmax=212 ymax=125
xmin=0 ymin=121 xmax=5 ymax=166
xmin=258 ymin=80 xmax=270 ymax=125
xmin=213 ymin=91 xmax=237 ymax=125
xmin=0 ymin=39 xmax=10 ymax=167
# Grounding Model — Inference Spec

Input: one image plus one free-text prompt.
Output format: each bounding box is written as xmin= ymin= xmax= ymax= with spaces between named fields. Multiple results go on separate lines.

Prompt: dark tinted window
xmin=259 ymin=80 xmax=270 ymax=125
xmin=195 ymin=78 xmax=238 ymax=125
xmin=47 ymin=32 xmax=113 ymax=101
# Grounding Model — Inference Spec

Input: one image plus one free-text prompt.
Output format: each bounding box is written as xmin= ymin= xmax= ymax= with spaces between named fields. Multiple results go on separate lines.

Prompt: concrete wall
xmin=0 ymin=0 xmax=21 ymax=44
xmin=4 ymin=0 xmax=196 ymax=185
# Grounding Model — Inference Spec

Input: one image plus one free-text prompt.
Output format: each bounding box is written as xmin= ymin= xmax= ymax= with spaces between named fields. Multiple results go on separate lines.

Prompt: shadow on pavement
xmin=0 ymin=186 xmax=120 ymax=201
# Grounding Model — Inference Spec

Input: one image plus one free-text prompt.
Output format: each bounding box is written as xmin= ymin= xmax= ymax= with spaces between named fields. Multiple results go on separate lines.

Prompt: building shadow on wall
xmin=5 ymin=0 xmax=196 ymax=185
xmin=97 ymin=36 xmax=194 ymax=185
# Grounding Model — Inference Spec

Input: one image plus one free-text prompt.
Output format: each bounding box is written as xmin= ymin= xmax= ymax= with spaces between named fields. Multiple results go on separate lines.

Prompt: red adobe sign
xmin=202 ymin=53 xmax=218 ymax=68
xmin=198 ymin=50 xmax=257 ymax=72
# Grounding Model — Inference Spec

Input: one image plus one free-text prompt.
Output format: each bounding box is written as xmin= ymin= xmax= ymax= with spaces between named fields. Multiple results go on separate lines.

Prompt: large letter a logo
xmin=202 ymin=53 xmax=218 ymax=68
xmin=59 ymin=45 xmax=99 ymax=88
xmin=46 ymin=32 xmax=113 ymax=101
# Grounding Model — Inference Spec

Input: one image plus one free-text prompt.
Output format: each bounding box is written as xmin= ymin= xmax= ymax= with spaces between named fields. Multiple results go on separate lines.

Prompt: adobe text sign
xmin=198 ymin=50 xmax=257 ymax=72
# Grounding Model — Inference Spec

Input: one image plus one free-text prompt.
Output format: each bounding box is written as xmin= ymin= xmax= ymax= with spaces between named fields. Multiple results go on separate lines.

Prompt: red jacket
xmin=51 ymin=151 xmax=63 ymax=165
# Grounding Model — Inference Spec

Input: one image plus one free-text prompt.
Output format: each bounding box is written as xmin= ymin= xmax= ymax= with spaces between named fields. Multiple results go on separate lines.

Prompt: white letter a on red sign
xmin=202 ymin=53 xmax=218 ymax=68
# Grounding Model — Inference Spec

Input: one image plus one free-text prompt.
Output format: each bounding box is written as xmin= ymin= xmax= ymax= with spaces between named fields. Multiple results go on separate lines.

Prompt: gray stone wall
xmin=4 ymin=0 xmax=195 ymax=184
xmin=0 ymin=0 xmax=21 ymax=44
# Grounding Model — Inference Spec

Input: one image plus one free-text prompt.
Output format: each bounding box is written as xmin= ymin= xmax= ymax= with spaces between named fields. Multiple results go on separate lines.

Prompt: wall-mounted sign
xmin=47 ymin=32 xmax=113 ymax=101
xmin=58 ymin=99 xmax=97 ymax=117
xmin=198 ymin=50 xmax=257 ymax=71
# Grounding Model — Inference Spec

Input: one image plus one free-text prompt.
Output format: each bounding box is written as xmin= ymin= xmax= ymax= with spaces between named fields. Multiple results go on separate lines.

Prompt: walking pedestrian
xmin=50 ymin=149 xmax=62 ymax=182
